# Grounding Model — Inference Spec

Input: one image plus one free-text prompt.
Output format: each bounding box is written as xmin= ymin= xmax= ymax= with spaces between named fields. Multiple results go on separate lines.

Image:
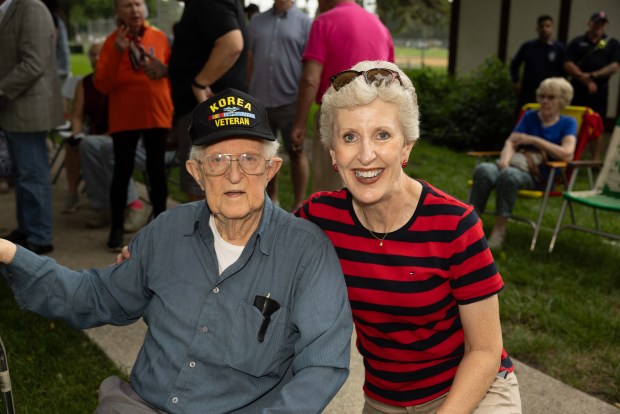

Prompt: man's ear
xmin=186 ymin=160 xmax=205 ymax=191
xmin=266 ymin=157 xmax=283 ymax=183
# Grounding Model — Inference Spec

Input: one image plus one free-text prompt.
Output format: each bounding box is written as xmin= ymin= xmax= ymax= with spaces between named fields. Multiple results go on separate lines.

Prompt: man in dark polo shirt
xmin=510 ymin=15 xmax=565 ymax=113
xmin=565 ymin=10 xmax=620 ymax=158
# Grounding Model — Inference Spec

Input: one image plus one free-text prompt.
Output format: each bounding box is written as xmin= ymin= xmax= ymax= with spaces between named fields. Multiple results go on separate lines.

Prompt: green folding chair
xmin=549 ymin=116 xmax=620 ymax=252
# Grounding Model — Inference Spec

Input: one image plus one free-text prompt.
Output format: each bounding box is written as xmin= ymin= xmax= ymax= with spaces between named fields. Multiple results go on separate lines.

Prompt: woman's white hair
xmin=320 ymin=60 xmax=420 ymax=148
xmin=188 ymin=139 xmax=280 ymax=162
xmin=536 ymin=77 xmax=574 ymax=109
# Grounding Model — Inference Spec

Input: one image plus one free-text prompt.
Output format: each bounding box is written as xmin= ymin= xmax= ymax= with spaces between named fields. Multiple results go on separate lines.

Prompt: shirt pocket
xmin=224 ymin=300 xmax=288 ymax=377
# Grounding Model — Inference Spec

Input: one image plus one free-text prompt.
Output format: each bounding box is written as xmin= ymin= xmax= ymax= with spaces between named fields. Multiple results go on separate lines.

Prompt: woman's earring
xmin=402 ymin=161 xmax=408 ymax=169
xmin=332 ymin=164 xmax=339 ymax=172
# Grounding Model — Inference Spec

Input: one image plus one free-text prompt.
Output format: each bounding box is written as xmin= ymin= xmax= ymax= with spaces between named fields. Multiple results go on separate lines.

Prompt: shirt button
xmin=189 ymin=361 xmax=196 ymax=368
xmin=212 ymin=287 xmax=219 ymax=293
xmin=172 ymin=397 xmax=179 ymax=404
xmin=201 ymin=326 xmax=208 ymax=333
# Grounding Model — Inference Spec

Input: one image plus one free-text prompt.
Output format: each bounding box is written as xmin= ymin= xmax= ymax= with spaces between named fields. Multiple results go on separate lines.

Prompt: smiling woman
xmin=295 ymin=60 xmax=522 ymax=414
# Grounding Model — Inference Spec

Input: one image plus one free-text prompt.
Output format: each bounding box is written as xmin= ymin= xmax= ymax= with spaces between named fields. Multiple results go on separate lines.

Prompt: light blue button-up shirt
xmin=2 ymin=199 xmax=352 ymax=413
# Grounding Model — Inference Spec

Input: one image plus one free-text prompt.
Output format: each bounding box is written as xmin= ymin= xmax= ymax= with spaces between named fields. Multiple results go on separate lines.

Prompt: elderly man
xmin=0 ymin=89 xmax=352 ymax=413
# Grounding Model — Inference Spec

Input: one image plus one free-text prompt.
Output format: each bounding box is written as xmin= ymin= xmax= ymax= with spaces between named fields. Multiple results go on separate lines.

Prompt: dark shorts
xmin=266 ymin=103 xmax=297 ymax=155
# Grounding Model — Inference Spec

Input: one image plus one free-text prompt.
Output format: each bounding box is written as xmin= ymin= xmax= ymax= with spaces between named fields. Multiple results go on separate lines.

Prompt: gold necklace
xmin=360 ymin=207 xmax=396 ymax=247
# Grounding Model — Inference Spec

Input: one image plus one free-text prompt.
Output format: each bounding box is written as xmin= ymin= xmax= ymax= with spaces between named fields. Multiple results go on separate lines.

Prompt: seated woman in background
xmin=469 ymin=77 xmax=577 ymax=249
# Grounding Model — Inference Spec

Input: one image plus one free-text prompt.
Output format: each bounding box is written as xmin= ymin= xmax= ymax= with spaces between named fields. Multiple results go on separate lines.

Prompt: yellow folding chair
xmin=548 ymin=117 xmax=620 ymax=252
xmin=466 ymin=104 xmax=602 ymax=251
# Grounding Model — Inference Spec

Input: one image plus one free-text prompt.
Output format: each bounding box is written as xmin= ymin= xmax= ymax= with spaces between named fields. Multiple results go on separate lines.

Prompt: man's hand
xmin=0 ymin=239 xmax=17 ymax=264
xmin=192 ymin=84 xmax=213 ymax=104
xmin=114 ymin=25 xmax=131 ymax=52
xmin=115 ymin=246 xmax=131 ymax=265
xmin=290 ymin=125 xmax=306 ymax=154
xmin=141 ymin=56 xmax=168 ymax=80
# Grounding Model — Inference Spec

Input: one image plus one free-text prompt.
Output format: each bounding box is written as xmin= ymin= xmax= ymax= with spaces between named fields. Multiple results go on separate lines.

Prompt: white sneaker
xmin=124 ymin=205 xmax=151 ymax=233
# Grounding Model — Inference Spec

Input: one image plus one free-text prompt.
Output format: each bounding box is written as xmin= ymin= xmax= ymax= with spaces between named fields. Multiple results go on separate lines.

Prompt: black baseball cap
xmin=188 ymin=88 xmax=276 ymax=146
xmin=590 ymin=10 xmax=608 ymax=24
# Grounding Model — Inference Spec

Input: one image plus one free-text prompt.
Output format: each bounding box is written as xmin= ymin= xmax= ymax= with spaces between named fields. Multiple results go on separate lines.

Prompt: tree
xmin=376 ymin=0 xmax=450 ymax=36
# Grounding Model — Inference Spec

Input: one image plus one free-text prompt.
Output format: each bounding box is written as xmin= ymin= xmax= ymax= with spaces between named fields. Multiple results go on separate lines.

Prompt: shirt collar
xmin=193 ymin=196 xmax=276 ymax=256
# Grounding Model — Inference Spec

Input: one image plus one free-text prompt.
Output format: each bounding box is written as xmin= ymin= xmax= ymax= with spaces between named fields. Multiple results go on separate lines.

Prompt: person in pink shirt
xmin=291 ymin=0 xmax=394 ymax=192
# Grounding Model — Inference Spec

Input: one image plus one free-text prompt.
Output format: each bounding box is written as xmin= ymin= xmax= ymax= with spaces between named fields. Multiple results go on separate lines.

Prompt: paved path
xmin=1 ymin=169 xmax=618 ymax=413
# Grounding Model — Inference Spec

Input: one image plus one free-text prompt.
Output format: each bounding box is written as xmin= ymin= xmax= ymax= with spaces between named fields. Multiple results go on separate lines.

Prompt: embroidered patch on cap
xmin=189 ymin=88 xmax=276 ymax=146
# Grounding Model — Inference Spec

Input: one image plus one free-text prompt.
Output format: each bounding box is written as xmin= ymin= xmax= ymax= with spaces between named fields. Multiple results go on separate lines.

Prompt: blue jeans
xmin=470 ymin=162 xmax=535 ymax=217
xmin=5 ymin=131 xmax=53 ymax=245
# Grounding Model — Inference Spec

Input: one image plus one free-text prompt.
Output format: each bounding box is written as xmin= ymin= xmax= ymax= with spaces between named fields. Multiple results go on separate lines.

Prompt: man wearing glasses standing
xmin=0 ymin=88 xmax=352 ymax=413
xmin=290 ymin=0 xmax=394 ymax=192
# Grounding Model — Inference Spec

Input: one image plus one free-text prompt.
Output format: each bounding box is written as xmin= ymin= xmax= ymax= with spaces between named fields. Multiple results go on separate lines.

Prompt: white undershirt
xmin=209 ymin=215 xmax=244 ymax=276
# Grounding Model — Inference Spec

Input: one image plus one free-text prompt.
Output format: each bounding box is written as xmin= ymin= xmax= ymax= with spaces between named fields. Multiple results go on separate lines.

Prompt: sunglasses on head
xmin=329 ymin=68 xmax=403 ymax=91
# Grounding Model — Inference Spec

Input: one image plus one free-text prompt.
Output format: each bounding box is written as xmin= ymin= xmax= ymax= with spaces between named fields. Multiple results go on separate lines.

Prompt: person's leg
xmin=62 ymin=143 xmax=81 ymax=213
xmin=272 ymin=104 xmax=309 ymax=209
xmin=472 ymin=372 xmax=522 ymax=414
xmin=470 ymin=162 xmax=500 ymax=215
xmin=489 ymin=167 xmax=535 ymax=248
xmin=95 ymin=376 xmax=167 ymax=414
xmin=109 ymin=131 xmax=140 ymax=249
xmin=311 ymin=107 xmax=343 ymax=192
xmin=141 ymin=128 xmax=168 ymax=218
xmin=5 ymin=131 xmax=53 ymax=247
xmin=177 ymin=111 xmax=203 ymax=201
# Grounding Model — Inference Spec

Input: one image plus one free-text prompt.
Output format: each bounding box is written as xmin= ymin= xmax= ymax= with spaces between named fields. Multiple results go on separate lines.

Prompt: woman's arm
xmin=497 ymin=134 xmax=518 ymax=169
xmin=511 ymin=132 xmax=576 ymax=162
xmin=70 ymin=79 xmax=85 ymax=135
xmin=436 ymin=295 xmax=503 ymax=414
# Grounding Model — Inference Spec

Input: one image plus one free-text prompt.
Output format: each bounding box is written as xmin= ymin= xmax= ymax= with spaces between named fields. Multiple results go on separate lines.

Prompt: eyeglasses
xmin=197 ymin=153 xmax=270 ymax=176
xmin=329 ymin=68 xmax=403 ymax=91
xmin=537 ymin=94 xmax=556 ymax=101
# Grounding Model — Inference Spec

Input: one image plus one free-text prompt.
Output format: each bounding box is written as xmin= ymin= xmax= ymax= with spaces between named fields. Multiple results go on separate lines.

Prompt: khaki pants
xmin=311 ymin=108 xmax=343 ymax=192
xmin=362 ymin=372 xmax=521 ymax=414
xmin=95 ymin=376 xmax=167 ymax=414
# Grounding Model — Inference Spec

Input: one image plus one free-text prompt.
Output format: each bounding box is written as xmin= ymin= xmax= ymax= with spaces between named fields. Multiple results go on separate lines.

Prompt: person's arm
xmin=246 ymin=49 xmax=255 ymax=88
xmin=0 ymin=236 xmax=149 ymax=329
xmin=509 ymin=45 xmax=524 ymax=93
xmin=436 ymin=295 xmax=503 ymax=414
xmin=590 ymin=61 xmax=620 ymax=80
xmin=497 ymin=134 xmax=518 ymax=169
xmin=262 ymin=238 xmax=352 ymax=413
xmin=192 ymin=29 xmax=244 ymax=103
xmin=70 ymin=79 xmax=85 ymax=135
xmin=0 ymin=3 xmax=55 ymax=101
xmin=93 ymin=30 xmax=126 ymax=95
xmin=290 ymin=60 xmax=323 ymax=150
xmin=511 ymin=132 xmax=576 ymax=162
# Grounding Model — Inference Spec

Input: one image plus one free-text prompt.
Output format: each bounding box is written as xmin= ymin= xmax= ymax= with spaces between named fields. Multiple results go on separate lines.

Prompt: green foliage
xmin=405 ymin=57 xmax=517 ymax=150
xmin=377 ymin=0 xmax=450 ymax=36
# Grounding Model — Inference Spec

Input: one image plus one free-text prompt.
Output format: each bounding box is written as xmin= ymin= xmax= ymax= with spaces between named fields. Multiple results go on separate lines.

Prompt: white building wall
xmin=455 ymin=0 xmax=620 ymax=118
xmin=455 ymin=0 xmax=502 ymax=74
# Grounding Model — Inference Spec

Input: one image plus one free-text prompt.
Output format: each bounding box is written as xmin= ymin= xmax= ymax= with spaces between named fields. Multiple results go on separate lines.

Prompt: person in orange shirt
xmin=94 ymin=0 xmax=173 ymax=250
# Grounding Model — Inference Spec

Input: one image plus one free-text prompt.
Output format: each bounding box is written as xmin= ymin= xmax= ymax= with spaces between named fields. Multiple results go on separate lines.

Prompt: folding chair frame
xmin=548 ymin=120 xmax=620 ymax=252
xmin=0 ymin=335 xmax=15 ymax=414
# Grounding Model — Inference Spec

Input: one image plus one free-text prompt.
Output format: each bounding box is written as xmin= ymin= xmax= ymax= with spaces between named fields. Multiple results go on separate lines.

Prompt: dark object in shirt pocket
xmin=224 ymin=300 xmax=288 ymax=377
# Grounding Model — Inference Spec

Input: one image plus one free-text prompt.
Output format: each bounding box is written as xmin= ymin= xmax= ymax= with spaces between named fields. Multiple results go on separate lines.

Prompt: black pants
xmin=110 ymin=128 xmax=168 ymax=230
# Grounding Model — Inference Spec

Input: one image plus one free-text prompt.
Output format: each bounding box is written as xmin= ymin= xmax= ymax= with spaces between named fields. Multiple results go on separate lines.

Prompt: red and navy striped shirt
xmin=295 ymin=180 xmax=514 ymax=406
